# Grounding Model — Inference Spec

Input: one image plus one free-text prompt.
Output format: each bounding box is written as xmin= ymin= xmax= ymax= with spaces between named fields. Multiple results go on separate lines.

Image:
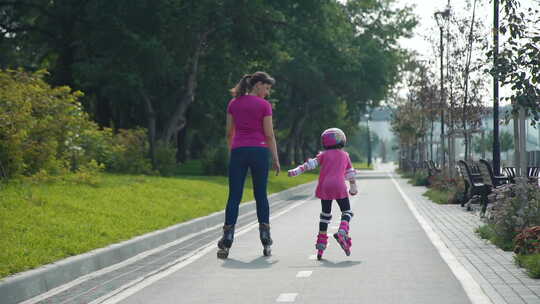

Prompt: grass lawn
xmin=1 ymin=161 xmax=371 ymax=278
xmin=0 ymin=170 xmax=319 ymax=278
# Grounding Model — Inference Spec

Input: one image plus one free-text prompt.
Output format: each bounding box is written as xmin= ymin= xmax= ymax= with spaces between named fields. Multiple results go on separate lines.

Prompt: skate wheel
xmin=217 ymin=249 xmax=229 ymax=259
xmin=263 ymin=246 xmax=272 ymax=256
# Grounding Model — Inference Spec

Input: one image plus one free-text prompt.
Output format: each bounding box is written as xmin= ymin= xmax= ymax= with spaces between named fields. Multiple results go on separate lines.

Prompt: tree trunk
xmin=162 ymin=30 xmax=212 ymax=144
xmin=141 ymin=91 xmax=157 ymax=167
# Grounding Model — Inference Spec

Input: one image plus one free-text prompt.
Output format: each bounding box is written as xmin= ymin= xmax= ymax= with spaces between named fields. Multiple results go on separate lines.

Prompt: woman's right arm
xmin=263 ymin=115 xmax=280 ymax=175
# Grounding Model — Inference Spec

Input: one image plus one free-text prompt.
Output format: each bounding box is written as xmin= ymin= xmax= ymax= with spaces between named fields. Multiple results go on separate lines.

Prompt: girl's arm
xmin=288 ymin=157 xmax=319 ymax=177
xmin=263 ymin=115 xmax=280 ymax=176
xmin=345 ymin=157 xmax=358 ymax=195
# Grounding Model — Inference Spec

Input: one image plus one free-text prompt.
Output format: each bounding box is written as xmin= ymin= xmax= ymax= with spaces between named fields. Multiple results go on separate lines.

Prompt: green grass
xmin=423 ymin=188 xmax=451 ymax=204
xmin=475 ymin=224 xmax=515 ymax=252
xmin=0 ymin=170 xmax=318 ymax=278
xmin=515 ymin=254 xmax=540 ymax=278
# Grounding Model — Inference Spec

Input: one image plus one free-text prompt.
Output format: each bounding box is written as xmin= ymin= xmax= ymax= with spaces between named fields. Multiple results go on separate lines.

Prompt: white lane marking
xmin=308 ymin=254 xmax=317 ymax=260
xmin=92 ymin=196 xmax=314 ymax=304
xmin=276 ymin=293 xmax=298 ymax=302
xmin=296 ymin=271 xmax=312 ymax=278
xmin=389 ymin=172 xmax=493 ymax=304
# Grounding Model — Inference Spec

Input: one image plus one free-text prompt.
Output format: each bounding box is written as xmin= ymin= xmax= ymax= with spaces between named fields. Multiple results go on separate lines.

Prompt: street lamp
xmin=365 ymin=113 xmax=372 ymax=167
xmin=434 ymin=6 xmax=450 ymax=167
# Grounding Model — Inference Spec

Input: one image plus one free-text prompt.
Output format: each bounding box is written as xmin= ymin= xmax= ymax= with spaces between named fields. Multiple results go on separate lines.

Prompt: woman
xmin=217 ymin=71 xmax=280 ymax=259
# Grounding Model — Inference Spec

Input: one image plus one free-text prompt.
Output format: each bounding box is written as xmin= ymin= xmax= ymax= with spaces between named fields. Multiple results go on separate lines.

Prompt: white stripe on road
xmin=92 ymin=196 xmax=314 ymax=304
xmin=276 ymin=293 xmax=298 ymax=302
xmin=308 ymin=254 xmax=317 ymax=260
xmin=295 ymin=271 xmax=313 ymax=278
xmin=389 ymin=172 xmax=493 ymax=304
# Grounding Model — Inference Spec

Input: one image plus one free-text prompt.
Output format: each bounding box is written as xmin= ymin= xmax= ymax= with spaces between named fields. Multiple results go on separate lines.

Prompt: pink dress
xmin=315 ymin=149 xmax=353 ymax=200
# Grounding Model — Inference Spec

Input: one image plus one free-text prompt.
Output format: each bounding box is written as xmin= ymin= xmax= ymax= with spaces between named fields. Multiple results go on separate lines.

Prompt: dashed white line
xmin=308 ymin=254 xmax=317 ymax=260
xmin=93 ymin=196 xmax=314 ymax=304
xmin=296 ymin=271 xmax=313 ymax=278
xmin=276 ymin=293 xmax=298 ymax=302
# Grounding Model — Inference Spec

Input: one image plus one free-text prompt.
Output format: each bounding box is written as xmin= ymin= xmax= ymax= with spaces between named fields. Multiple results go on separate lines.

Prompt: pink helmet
xmin=321 ymin=128 xmax=346 ymax=149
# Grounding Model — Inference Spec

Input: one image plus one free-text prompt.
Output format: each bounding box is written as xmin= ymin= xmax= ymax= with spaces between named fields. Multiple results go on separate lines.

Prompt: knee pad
xmin=319 ymin=212 xmax=332 ymax=224
xmin=341 ymin=210 xmax=354 ymax=221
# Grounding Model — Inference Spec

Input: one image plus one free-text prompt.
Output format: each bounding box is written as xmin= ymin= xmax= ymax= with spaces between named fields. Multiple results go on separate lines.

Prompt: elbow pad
xmin=345 ymin=168 xmax=357 ymax=181
xmin=305 ymin=158 xmax=319 ymax=170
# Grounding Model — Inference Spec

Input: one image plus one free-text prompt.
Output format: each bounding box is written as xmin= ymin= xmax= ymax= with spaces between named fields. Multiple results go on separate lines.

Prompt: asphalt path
xmin=104 ymin=168 xmax=473 ymax=304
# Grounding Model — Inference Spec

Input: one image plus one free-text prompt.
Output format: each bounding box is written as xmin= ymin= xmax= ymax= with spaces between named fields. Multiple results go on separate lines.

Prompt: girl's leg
xmin=336 ymin=197 xmax=354 ymax=223
xmin=224 ymin=148 xmax=249 ymax=226
xmin=334 ymin=197 xmax=353 ymax=256
xmin=319 ymin=200 xmax=333 ymax=232
xmin=316 ymin=200 xmax=332 ymax=260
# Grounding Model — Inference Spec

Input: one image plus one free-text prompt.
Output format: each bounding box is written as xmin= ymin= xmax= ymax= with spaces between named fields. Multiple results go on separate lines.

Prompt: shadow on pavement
xmin=219 ymin=256 xmax=279 ymax=269
xmin=318 ymin=259 xmax=362 ymax=268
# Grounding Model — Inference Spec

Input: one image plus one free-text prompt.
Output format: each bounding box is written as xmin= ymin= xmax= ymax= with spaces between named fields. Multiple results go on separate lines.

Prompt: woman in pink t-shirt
xmin=217 ymin=71 xmax=281 ymax=259
xmin=288 ymin=128 xmax=357 ymax=260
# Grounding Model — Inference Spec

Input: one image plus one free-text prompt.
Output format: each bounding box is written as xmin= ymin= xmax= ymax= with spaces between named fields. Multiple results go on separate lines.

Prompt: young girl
xmin=288 ymin=128 xmax=357 ymax=260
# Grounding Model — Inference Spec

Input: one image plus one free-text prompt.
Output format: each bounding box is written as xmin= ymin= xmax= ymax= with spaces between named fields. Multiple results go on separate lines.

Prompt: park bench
xmin=502 ymin=166 xmax=540 ymax=185
xmin=479 ymin=159 xmax=509 ymax=187
xmin=458 ymin=160 xmax=491 ymax=214
xmin=424 ymin=160 xmax=441 ymax=177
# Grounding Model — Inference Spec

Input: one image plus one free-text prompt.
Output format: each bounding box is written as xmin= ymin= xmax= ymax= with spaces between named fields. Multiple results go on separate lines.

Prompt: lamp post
xmin=365 ymin=113 xmax=372 ymax=167
xmin=492 ymin=0 xmax=501 ymax=175
xmin=434 ymin=7 xmax=450 ymax=168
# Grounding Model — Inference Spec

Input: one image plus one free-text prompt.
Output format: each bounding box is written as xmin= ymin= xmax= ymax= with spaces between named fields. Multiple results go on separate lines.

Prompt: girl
xmin=288 ymin=128 xmax=357 ymax=260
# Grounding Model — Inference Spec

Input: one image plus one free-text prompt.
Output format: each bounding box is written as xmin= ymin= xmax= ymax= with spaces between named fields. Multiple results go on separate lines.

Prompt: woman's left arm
xmin=226 ymin=113 xmax=234 ymax=150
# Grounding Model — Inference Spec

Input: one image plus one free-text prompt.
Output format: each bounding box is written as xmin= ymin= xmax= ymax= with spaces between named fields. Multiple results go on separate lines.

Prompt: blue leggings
xmin=225 ymin=147 xmax=270 ymax=226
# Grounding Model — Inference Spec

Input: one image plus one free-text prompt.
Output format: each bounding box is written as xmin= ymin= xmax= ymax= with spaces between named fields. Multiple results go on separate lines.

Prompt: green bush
xmin=487 ymin=182 xmax=540 ymax=249
xmin=107 ymin=128 xmax=154 ymax=175
xmin=154 ymin=142 xmax=178 ymax=176
xmin=515 ymin=254 xmax=540 ymax=278
xmin=202 ymin=143 xmax=229 ymax=176
xmin=475 ymin=224 xmax=514 ymax=251
xmin=0 ymin=69 xmax=104 ymax=179
xmin=411 ymin=172 xmax=429 ymax=186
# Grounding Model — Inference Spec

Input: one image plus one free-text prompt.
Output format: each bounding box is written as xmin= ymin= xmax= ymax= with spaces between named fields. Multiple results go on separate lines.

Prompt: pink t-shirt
xmin=227 ymin=95 xmax=272 ymax=149
xmin=315 ymin=149 xmax=353 ymax=200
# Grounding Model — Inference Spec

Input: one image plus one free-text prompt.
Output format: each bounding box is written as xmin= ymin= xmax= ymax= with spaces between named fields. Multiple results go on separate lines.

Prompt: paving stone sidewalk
xmin=393 ymin=172 xmax=540 ymax=304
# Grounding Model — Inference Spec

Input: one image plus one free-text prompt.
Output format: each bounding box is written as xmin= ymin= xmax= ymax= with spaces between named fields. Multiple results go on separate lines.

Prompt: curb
xmin=0 ymin=181 xmax=316 ymax=304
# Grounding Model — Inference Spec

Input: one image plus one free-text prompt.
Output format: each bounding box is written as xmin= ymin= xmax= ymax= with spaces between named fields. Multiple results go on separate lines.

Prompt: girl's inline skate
xmin=333 ymin=221 xmax=352 ymax=256
xmin=315 ymin=233 xmax=328 ymax=260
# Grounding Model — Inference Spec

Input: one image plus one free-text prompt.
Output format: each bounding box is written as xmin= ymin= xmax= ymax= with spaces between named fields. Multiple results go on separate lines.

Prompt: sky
xmin=394 ymin=0 xmax=540 ymax=106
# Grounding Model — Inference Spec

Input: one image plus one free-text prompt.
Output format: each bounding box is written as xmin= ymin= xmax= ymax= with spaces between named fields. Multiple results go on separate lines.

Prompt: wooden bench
xmin=458 ymin=160 xmax=491 ymax=214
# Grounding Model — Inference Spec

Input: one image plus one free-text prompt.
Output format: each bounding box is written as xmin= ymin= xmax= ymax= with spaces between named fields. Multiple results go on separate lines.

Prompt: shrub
xmin=202 ymin=142 xmax=229 ymax=176
xmin=487 ymin=181 xmax=540 ymax=250
xmin=514 ymin=226 xmax=540 ymax=255
xmin=515 ymin=254 xmax=540 ymax=278
xmin=0 ymin=69 xmax=104 ymax=179
xmin=154 ymin=142 xmax=178 ymax=176
xmin=411 ymin=172 xmax=429 ymax=186
xmin=107 ymin=128 xmax=155 ymax=175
